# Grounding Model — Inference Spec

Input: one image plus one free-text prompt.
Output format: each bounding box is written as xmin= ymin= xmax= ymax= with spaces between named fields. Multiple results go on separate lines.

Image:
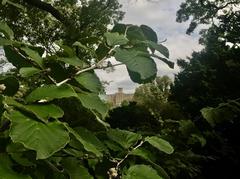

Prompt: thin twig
xmin=116 ymin=140 xmax=144 ymax=169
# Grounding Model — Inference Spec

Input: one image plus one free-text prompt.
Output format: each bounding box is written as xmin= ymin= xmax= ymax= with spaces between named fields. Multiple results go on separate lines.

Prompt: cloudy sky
xmin=96 ymin=0 xmax=203 ymax=94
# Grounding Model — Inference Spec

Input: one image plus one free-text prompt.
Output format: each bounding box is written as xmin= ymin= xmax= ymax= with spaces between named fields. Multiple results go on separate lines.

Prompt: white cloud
xmin=97 ymin=0 xmax=203 ymax=94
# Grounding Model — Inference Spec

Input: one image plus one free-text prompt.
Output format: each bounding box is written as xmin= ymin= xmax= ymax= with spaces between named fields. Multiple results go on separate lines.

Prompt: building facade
xmin=107 ymin=88 xmax=134 ymax=107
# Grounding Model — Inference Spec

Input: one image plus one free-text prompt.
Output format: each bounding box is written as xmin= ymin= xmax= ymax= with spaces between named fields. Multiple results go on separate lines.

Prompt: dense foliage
xmin=0 ymin=0 xmax=239 ymax=178
xmin=0 ymin=1 xmax=177 ymax=178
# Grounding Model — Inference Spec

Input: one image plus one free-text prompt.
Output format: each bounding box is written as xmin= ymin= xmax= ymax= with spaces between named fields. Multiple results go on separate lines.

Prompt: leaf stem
xmin=115 ymin=140 xmax=144 ymax=169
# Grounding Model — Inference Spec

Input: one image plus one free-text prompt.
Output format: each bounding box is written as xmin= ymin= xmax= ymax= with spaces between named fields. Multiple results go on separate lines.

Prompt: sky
xmin=96 ymin=0 xmax=203 ymax=94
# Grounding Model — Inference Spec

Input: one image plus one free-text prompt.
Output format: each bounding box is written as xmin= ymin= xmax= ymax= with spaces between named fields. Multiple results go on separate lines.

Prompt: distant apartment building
xmin=107 ymin=88 xmax=134 ymax=107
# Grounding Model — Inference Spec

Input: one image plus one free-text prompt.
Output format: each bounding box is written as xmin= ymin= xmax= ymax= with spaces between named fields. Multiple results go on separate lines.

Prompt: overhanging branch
xmin=22 ymin=0 xmax=66 ymax=24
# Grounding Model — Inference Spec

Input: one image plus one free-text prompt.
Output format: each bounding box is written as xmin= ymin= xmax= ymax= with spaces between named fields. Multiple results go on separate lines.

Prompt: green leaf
xmin=127 ymin=26 xmax=146 ymax=42
xmin=0 ymin=21 xmax=14 ymax=39
xmin=26 ymin=84 xmax=77 ymax=103
xmin=4 ymin=46 xmax=31 ymax=68
xmin=7 ymin=143 xmax=35 ymax=167
xmin=73 ymin=41 xmax=89 ymax=50
xmin=130 ymin=148 xmax=170 ymax=179
xmin=62 ymin=157 xmax=94 ymax=179
xmin=107 ymin=129 xmax=142 ymax=149
xmin=75 ymin=72 xmax=102 ymax=93
xmin=19 ymin=67 xmax=41 ymax=77
xmin=114 ymin=48 xmax=157 ymax=83
xmin=123 ymin=165 xmax=163 ymax=179
xmin=21 ymin=47 xmax=43 ymax=68
xmin=140 ymin=25 xmax=158 ymax=43
xmin=5 ymin=97 xmax=64 ymax=122
xmin=147 ymin=41 xmax=169 ymax=58
xmin=104 ymin=32 xmax=129 ymax=46
xmin=64 ymin=124 xmax=103 ymax=157
xmin=112 ymin=23 xmax=127 ymax=34
xmin=57 ymin=56 xmax=84 ymax=67
xmin=2 ymin=0 xmax=7 ymax=5
xmin=0 ymin=76 xmax=19 ymax=96
xmin=152 ymin=55 xmax=174 ymax=69
xmin=0 ymin=154 xmax=31 ymax=179
xmin=76 ymin=127 xmax=108 ymax=152
xmin=130 ymin=148 xmax=155 ymax=161
xmin=201 ymin=107 xmax=216 ymax=127
xmin=4 ymin=0 xmax=25 ymax=10
xmin=145 ymin=136 xmax=174 ymax=154
xmin=77 ymin=93 xmax=108 ymax=118
xmin=0 ymin=37 xmax=12 ymax=46
xmin=8 ymin=111 xmax=70 ymax=159
xmin=190 ymin=134 xmax=207 ymax=147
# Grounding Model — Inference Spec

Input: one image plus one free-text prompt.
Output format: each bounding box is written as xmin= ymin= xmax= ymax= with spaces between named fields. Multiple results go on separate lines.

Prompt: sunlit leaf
xmin=64 ymin=124 xmax=103 ymax=157
xmin=19 ymin=67 xmax=41 ymax=77
xmin=104 ymin=32 xmax=129 ymax=46
xmin=123 ymin=165 xmax=163 ymax=179
xmin=145 ymin=136 xmax=174 ymax=154
xmin=5 ymin=97 xmax=64 ymax=122
xmin=0 ymin=21 xmax=14 ymax=39
xmin=107 ymin=129 xmax=142 ymax=149
xmin=26 ymin=84 xmax=77 ymax=102
xmin=8 ymin=111 xmax=70 ymax=159
xmin=21 ymin=47 xmax=43 ymax=68
xmin=77 ymin=93 xmax=108 ymax=117
xmin=114 ymin=48 xmax=157 ymax=83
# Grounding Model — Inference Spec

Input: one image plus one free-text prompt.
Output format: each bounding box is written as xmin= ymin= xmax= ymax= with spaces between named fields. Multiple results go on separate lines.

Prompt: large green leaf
xmin=19 ymin=67 xmax=41 ymax=77
xmin=8 ymin=111 xmax=70 ymax=159
xmin=0 ymin=154 xmax=31 ymax=179
xmin=62 ymin=157 xmax=94 ymax=179
xmin=75 ymin=127 xmax=108 ymax=152
xmin=127 ymin=26 xmax=146 ymax=42
xmin=145 ymin=136 xmax=174 ymax=154
xmin=130 ymin=148 xmax=170 ymax=179
xmin=140 ymin=25 xmax=158 ymax=43
xmin=0 ymin=37 xmax=12 ymax=46
xmin=123 ymin=165 xmax=163 ymax=179
xmin=77 ymin=93 xmax=108 ymax=117
xmin=26 ymin=84 xmax=77 ymax=103
xmin=104 ymin=32 xmax=129 ymax=46
xmin=75 ymin=72 xmax=102 ymax=93
xmin=4 ymin=46 xmax=31 ymax=68
xmin=147 ymin=41 xmax=169 ymax=58
xmin=0 ymin=21 xmax=14 ymax=39
xmin=21 ymin=47 xmax=43 ymax=68
xmin=201 ymin=107 xmax=217 ymax=127
xmin=64 ymin=124 xmax=103 ymax=157
xmin=7 ymin=143 xmax=35 ymax=167
xmin=114 ymin=48 xmax=157 ymax=83
xmin=152 ymin=55 xmax=174 ymax=69
xmin=5 ymin=97 xmax=64 ymax=122
xmin=107 ymin=129 xmax=142 ymax=149
xmin=0 ymin=76 xmax=19 ymax=96
xmin=57 ymin=56 xmax=84 ymax=67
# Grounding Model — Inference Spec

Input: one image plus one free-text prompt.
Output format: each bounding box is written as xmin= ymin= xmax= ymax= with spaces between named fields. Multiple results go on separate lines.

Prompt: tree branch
xmin=22 ymin=0 xmax=67 ymax=24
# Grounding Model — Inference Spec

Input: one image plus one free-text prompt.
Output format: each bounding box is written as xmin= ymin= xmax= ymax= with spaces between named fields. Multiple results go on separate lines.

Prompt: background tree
xmin=133 ymin=76 xmax=184 ymax=120
xmin=0 ymin=0 xmax=124 ymax=53
xmin=172 ymin=0 xmax=240 ymax=178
